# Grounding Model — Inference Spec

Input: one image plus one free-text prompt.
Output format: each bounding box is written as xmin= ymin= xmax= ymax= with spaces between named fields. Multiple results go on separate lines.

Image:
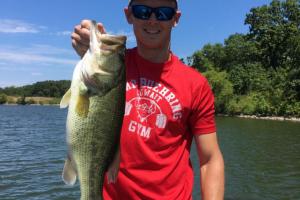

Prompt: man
xmin=71 ymin=0 xmax=224 ymax=199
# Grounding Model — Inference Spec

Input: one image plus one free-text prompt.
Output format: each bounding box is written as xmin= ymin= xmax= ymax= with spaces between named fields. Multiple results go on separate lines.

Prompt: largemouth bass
xmin=60 ymin=20 xmax=126 ymax=200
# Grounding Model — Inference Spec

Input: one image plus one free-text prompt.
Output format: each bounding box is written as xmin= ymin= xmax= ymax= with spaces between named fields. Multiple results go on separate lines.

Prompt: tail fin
xmin=62 ymin=154 xmax=77 ymax=185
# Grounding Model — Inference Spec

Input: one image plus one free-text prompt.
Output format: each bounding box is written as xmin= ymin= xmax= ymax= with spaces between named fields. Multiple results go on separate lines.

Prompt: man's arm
xmin=194 ymin=132 xmax=224 ymax=200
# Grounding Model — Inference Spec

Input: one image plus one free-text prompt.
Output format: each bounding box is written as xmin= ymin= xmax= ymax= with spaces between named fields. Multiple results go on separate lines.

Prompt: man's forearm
xmin=200 ymin=153 xmax=225 ymax=200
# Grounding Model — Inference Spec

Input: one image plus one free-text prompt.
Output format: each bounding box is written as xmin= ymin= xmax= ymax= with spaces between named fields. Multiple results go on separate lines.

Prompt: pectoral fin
xmin=75 ymin=94 xmax=90 ymax=117
xmin=75 ymin=82 xmax=90 ymax=117
xmin=60 ymin=89 xmax=71 ymax=108
xmin=62 ymin=155 xmax=77 ymax=185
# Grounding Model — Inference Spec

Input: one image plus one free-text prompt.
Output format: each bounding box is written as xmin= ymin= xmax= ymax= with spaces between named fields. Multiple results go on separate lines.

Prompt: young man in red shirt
xmin=71 ymin=0 xmax=224 ymax=199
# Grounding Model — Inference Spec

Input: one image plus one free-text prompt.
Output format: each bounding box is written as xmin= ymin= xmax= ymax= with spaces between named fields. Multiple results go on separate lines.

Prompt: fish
xmin=60 ymin=20 xmax=126 ymax=200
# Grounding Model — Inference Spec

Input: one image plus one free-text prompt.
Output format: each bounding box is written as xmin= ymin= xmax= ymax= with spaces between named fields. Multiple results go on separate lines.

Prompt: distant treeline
xmin=187 ymin=0 xmax=300 ymax=117
xmin=0 ymin=80 xmax=70 ymax=98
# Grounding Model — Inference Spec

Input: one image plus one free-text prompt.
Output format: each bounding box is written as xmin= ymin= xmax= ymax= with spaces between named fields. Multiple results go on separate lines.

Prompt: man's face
xmin=125 ymin=0 xmax=181 ymax=51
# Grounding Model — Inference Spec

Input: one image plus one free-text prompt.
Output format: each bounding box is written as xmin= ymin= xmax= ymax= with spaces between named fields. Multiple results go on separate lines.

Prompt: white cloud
xmin=54 ymin=31 xmax=72 ymax=36
xmin=0 ymin=44 xmax=78 ymax=66
xmin=0 ymin=19 xmax=73 ymax=37
xmin=0 ymin=51 xmax=77 ymax=65
xmin=20 ymin=44 xmax=75 ymax=56
xmin=0 ymin=19 xmax=46 ymax=33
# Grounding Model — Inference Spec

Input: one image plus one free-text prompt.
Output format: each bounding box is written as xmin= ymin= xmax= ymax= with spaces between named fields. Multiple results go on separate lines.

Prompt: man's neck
xmin=136 ymin=46 xmax=171 ymax=63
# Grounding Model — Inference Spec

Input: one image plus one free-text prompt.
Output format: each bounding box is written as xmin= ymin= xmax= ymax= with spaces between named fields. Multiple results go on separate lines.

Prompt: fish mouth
xmin=98 ymin=34 xmax=127 ymax=53
xmin=99 ymin=34 xmax=127 ymax=46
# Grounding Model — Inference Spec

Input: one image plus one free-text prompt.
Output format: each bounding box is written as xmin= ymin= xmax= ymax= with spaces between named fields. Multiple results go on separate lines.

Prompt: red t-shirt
xmin=103 ymin=48 xmax=216 ymax=200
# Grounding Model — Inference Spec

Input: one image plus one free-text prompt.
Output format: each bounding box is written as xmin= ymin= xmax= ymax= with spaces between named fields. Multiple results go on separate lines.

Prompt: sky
xmin=0 ymin=0 xmax=272 ymax=88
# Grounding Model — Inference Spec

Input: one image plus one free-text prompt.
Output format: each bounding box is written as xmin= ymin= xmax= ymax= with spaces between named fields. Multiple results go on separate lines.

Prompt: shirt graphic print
xmin=125 ymin=77 xmax=183 ymax=139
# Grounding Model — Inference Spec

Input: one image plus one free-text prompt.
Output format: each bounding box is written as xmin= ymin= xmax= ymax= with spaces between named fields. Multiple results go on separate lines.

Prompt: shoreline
xmin=1 ymin=103 xmax=59 ymax=106
xmin=218 ymin=114 xmax=300 ymax=122
xmin=1 ymin=104 xmax=300 ymax=122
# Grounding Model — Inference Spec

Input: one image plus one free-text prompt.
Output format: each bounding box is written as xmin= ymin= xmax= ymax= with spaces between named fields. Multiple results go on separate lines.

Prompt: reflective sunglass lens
xmin=131 ymin=5 xmax=176 ymax=21
xmin=156 ymin=7 xmax=175 ymax=21
xmin=132 ymin=5 xmax=151 ymax=20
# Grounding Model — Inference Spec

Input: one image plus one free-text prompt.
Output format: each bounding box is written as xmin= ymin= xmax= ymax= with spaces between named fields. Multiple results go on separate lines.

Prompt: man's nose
xmin=148 ymin=12 xmax=158 ymax=24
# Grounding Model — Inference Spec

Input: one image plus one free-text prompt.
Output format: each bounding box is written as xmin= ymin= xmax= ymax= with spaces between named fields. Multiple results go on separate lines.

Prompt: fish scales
xmin=69 ymin=83 xmax=125 ymax=199
xmin=61 ymin=20 xmax=126 ymax=200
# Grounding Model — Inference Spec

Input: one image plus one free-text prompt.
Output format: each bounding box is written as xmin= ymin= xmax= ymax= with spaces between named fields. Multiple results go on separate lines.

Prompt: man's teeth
xmin=145 ymin=29 xmax=160 ymax=34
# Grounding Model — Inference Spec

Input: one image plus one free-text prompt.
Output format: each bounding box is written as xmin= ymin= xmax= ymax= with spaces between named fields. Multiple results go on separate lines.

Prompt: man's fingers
xmin=71 ymin=38 xmax=89 ymax=58
xmin=107 ymin=164 xmax=118 ymax=184
xmin=108 ymin=170 xmax=117 ymax=184
xmin=97 ymin=23 xmax=106 ymax=34
xmin=80 ymin=19 xmax=92 ymax=29
xmin=108 ymin=172 xmax=113 ymax=184
xmin=71 ymin=19 xmax=107 ymax=58
xmin=107 ymin=171 xmax=113 ymax=184
xmin=73 ymin=25 xmax=90 ymax=46
xmin=80 ymin=20 xmax=106 ymax=34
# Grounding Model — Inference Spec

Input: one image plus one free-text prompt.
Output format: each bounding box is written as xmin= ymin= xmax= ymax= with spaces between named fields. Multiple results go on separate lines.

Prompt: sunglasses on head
xmin=130 ymin=5 xmax=177 ymax=21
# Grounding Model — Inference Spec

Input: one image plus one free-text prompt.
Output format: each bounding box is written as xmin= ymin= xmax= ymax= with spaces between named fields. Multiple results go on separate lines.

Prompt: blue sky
xmin=0 ymin=0 xmax=272 ymax=87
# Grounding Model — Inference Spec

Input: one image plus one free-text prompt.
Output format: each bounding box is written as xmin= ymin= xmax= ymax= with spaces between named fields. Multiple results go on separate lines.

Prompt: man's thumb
xmin=97 ymin=23 xmax=106 ymax=34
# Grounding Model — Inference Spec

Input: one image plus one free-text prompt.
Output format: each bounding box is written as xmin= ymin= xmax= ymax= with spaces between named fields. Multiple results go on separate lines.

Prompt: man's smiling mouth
xmin=144 ymin=29 xmax=161 ymax=34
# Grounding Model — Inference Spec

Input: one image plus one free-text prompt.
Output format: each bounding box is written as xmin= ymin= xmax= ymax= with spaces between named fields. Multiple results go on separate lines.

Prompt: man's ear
xmin=173 ymin=11 xmax=181 ymax=27
xmin=124 ymin=7 xmax=133 ymax=24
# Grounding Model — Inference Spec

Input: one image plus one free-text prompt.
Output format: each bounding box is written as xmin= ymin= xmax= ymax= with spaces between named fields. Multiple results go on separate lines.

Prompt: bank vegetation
xmin=188 ymin=0 xmax=300 ymax=117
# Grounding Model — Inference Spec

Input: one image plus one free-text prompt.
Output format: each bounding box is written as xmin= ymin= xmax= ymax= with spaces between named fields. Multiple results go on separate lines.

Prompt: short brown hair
xmin=128 ymin=0 xmax=178 ymax=9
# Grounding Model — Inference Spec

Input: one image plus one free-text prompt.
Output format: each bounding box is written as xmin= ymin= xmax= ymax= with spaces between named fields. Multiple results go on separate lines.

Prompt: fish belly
xmin=67 ymin=82 xmax=125 ymax=200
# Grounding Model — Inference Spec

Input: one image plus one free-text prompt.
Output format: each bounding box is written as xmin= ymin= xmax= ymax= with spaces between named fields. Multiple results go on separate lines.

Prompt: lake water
xmin=0 ymin=105 xmax=299 ymax=200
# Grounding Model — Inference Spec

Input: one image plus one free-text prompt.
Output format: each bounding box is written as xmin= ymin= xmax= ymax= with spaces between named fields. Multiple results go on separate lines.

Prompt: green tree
xmin=0 ymin=93 xmax=7 ymax=104
xmin=187 ymin=0 xmax=300 ymax=117
xmin=26 ymin=98 xmax=36 ymax=105
xmin=223 ymin=34 xmax=261 ymax=69
xmin=245 ymin=0 xmax=300 ymax=69
xmin=2 ymin=80 xmax=71 ymax=97
xmin=203 ymin=69 xmax=234 ymax=113
xmin=188 ymin=43 xmax=226 ymax=72
xmin=16 ymin=95 xmax=27 ymax=105
xmin=229 ymin=63 xmax=271 ymax=95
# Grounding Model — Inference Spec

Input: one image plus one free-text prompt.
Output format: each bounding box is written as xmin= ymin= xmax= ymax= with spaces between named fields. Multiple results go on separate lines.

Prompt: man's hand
xmin=71 ymin=19 xmax=106 ymax=57
xmin=107 ymin=148 xmax=120 ymax=184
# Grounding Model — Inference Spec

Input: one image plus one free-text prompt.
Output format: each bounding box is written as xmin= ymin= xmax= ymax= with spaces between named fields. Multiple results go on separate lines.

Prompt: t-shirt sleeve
xmin=188 ymin=77 xmax=216 ymax=135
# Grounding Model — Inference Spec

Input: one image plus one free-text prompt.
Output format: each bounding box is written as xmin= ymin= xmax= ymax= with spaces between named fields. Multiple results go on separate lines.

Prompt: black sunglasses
xmin=130 ymin=5 xmax=177 ymax=21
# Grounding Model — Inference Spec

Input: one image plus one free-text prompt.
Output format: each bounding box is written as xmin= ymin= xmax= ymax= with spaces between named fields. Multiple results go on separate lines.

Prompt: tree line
xmin=0 ymin=80 xmax=71 ymax=104
xmin=187 ymin=0 xmax=300 ymax=117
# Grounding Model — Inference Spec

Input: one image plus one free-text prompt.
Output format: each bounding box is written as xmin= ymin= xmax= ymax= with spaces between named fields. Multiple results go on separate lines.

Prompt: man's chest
xmin=122 ymin=77 xmax=189 ymax=142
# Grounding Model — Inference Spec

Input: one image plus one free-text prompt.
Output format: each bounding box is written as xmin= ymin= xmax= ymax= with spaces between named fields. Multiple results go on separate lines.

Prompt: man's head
xmin=124 ymin=0 xmax=181 ymax=51
xmin=128 ymin=0 xmax=178 ymax=9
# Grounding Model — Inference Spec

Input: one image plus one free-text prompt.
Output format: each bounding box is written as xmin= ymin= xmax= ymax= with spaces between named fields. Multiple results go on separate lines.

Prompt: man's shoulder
xmin=125 ymin=47 xmax=136 ymax=58
xmin=171 ymin=57 xmax=208 ymax=85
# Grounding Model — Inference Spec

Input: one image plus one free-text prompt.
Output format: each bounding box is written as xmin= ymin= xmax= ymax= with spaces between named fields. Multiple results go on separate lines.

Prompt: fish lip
xmin=97 ymin=34 xmax=127 ymax=53
xmin=99 ymin=34 xmax=127 ymax=46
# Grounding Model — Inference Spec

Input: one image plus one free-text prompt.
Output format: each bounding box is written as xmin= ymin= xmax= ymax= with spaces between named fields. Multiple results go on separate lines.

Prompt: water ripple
xmin=1 ymin=106 xmax=300 ymax=200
